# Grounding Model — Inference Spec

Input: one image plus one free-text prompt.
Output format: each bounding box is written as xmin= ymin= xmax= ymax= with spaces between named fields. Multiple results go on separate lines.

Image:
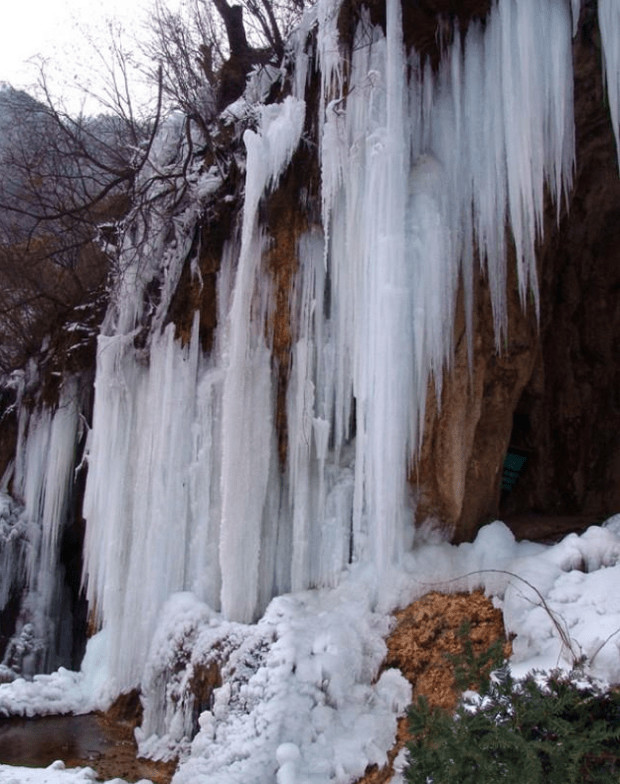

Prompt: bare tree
xmin=144 ymin=0 xmax=308 ymax=127
xmin=0 ymin=39 xmax=164 ymax=375
xmin=0 ymin=52 xmax=163 ymax=226
xmin=0 ymin=0 xmax=310 ymax=375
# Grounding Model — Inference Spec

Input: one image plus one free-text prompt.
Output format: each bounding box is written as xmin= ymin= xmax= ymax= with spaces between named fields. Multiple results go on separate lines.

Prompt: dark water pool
xmin=0 ymin=714 xmax=107 ymax=767
xmin=0 ymin=713 xmax=175 ymax=783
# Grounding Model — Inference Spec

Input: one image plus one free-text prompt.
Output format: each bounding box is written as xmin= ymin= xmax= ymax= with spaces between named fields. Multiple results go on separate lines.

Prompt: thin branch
xmin=413 ymin=568 xmax=582 ymax=667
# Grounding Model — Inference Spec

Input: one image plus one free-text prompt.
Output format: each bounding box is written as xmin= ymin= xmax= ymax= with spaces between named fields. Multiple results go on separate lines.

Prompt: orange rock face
xmin=356 ymin=590 xmax=509 ymax=784
xmin=415 ymin=6 xmax=620 ymax=541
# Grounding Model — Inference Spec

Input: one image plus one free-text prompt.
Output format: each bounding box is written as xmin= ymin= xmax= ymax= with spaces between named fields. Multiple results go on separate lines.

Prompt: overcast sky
xmin=0 ymin=0 xmax=174 ymax=113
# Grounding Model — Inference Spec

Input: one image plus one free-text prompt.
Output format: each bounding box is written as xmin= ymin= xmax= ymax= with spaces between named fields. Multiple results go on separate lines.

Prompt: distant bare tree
xmin=0 ymin=34 xmax=165 ymax=375
xmin=0 ymin=51 xmax=162 ymax=227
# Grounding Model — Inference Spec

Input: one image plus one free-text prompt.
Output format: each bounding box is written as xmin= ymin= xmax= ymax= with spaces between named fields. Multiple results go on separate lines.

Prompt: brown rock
xmin=356 ymin=590 xmax=509 ymax=784
xmin=415 ymin=0 xmax=620 ymax=542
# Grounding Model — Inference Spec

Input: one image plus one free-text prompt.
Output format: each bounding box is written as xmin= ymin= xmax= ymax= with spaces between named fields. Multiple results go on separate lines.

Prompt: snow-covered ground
xmin=1 ymin=517 xmax=619 ymax=784
xmin=0 ymin=761 xmax=151 ymax=784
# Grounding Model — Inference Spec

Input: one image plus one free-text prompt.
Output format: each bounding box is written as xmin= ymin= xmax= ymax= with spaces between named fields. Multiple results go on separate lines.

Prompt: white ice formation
xmin=0 ymin=380 xmax=81 ymax=676
xmin=77 ymin=0 xmax=586 ymax=694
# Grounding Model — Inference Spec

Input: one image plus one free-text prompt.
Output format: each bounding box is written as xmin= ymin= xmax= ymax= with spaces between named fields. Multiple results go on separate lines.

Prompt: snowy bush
xmin=406 ymin=668 xmax=620 ymax=783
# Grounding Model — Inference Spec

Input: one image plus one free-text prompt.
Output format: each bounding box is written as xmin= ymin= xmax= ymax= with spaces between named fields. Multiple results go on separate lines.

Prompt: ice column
xmin=80 ymin=0 xmax=580 ymax=695
xmin=599 ymin=0 xmax=620 ymax=169
xmin=82 ymin=99 xmax=306 ymax=690
xmin=219 ymin=97 xmax=305 ymax=622
xmin=315 ymin=0 xmax=575 ymax=581
xmin=4 ymin=381 xmax=80 ymax=674
xmin=82 ymin=321 xmax=222 ymax=691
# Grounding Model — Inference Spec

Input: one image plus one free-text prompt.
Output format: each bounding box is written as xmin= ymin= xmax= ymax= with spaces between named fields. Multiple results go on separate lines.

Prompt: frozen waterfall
xmin=71 ymin=0 xmax=590 ymax=695
xmin=1 ymin=379 xmax=81 ymax=676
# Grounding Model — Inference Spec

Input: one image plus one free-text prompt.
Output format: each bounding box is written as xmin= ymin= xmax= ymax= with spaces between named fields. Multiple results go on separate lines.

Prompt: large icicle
xmin=219 ymin=97 xmax=305 ymax=622
xmin=456 ymin=0 xmax=574 ymax=329
xmin=2 ymin=381 xmax=80 ymax=675
xmin=599 ymin=0 xmax=620 ymax=169
xmin=315 ymin=0 xmax=574 ymax=586
xmin=0 ymin=492 xmax=28 ymax=665
xmin=285 ymin=230 xmax=354 ymax=593
xmin=571 ymin=0 xmax=582 ymax=37
xmin=82 ymin=321 xmax=220 ymax=692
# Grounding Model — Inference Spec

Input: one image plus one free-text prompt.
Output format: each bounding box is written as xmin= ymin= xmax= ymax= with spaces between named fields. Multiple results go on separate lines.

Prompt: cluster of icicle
xmin=0 ymin=379 xmax=81 ymax=675
xmin=4 ymin=0 xmax=620 ymax=696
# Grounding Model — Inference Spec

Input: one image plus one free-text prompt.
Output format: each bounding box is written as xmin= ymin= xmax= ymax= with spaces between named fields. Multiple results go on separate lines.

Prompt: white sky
xmin=0 ymin=0 xmax=176 ymax=114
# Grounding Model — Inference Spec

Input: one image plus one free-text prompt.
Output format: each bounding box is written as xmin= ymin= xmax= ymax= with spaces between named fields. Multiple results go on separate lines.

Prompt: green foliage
xmin=446 ymin=620 xmax=505 ymax=694
xmin=405 ymin=666 xmax=620 ymax=783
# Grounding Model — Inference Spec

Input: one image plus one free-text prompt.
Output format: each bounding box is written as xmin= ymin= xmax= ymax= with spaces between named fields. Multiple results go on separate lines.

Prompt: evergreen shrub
xmin=405 ymin=639 xmax=620 ymax=783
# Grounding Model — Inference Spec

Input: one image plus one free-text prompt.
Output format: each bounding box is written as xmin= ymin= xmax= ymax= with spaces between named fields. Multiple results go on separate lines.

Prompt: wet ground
xmin=0 ymin=714 xmax=106 ymax=766
xmin=0 ymin=712 xmax=176 ymax=783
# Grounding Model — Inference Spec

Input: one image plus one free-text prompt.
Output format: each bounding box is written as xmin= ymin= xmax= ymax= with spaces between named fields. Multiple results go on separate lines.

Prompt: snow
xmin=0 ymin=760 xmax=152 ymax=784
xmin=140 ymin=581 xmax=409 ymax=783
xmin=0 ymin=758 xmax=157 ymax=784
xmin=3 ymin=519 xmax=620 ymax=784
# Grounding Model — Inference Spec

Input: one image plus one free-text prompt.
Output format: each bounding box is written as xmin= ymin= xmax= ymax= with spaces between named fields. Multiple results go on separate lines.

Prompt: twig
xmin=412 ymin=569 xmax=582 ymax=667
